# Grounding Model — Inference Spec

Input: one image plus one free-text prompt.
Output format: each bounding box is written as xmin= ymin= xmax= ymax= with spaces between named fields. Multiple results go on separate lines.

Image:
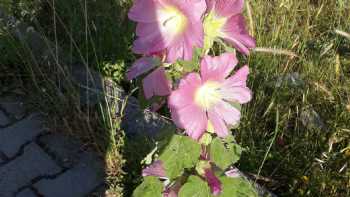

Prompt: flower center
xmin=161 ymin=7 xmax=187 ymax=34
xmin=194 ymin=81 xmax=221 ymax=109
xmin=203 ymin=12 xmax=227 ymax=50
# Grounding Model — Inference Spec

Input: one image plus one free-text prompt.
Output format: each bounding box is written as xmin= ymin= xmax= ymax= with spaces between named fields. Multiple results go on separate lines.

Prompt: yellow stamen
xmin=203 ymin=12 xmax=227 ymax=50
xmin=207 ymin=121 xmax=215 ymax=133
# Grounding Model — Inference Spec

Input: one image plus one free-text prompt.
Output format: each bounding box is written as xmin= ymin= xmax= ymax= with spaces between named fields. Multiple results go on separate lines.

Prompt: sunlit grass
xmin=1 ymin=0 xmax=349 ymax=196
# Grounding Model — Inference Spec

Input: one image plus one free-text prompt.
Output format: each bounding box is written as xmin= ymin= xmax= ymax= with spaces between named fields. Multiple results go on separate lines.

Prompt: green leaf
xmin=177 ymin=60 xmax=196 ymax=73
xmin=176 ymin=47 xmax=203 ymax=73
xmin=210 ymin=137 xmax=242 ymax=170
xmin=132 ymin=176 xmax=163 ymax=197
xmin=158 ymin=135 xmax=201 ymax=180
xmin=179 ymin=175 xmax=211 ymax=197
xmin=220 ymin=177 xmax=258 ymax=197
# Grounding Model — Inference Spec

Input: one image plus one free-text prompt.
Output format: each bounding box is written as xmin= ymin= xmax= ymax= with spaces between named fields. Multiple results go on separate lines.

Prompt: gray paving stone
xmin=38 ymin=133 xmax=82 ymax=168
xmin=0 ymin=97 xmax=26 ymax=119
xmin=0 ymin=110 xmax=11 ymax=126
xmin=16 ymin=188 xmax=37 ymax=197
xmin=0 ymin=114 xmax=45 ymax=158
xmin=0 ymin=143 xmax=61 ymax=197
xmin=34 ymin=153 xmax=105 ymax=197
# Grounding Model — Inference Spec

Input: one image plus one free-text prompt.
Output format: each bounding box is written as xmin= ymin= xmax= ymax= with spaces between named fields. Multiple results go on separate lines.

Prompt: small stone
xmin=0 ymin=114 xmax=45 ymax=158
xmin=16 ymin=188 xmax=37 ymax=197
xmin=34 ymin=152 xmax=105 ymax=197
xmin=0 ymin=143 xmax=61 ymax=197
xmin=300 ymin=108 xmax=325 ymax=130
xmin=275 ymin=72 xmax=304 ymax=88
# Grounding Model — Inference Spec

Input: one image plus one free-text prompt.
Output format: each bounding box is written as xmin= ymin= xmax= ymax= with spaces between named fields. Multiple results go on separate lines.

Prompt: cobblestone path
xmin=0 ymin=94 xmax=105 ymax=197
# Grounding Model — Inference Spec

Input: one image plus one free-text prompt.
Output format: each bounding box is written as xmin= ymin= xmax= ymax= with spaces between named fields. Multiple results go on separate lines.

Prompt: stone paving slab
xmin=0 ymin=110 xmax=11 ymax=127
xmin=34 ymin=152 xmax=105 ymax=197
xmin=0 ymin=143 xmax=61 ymax=197
xmin=0 ymin=114 xmax=44 ymax=158
xmin=38 ymin=133 xmax=82 ymax=168
xmin=0 ymin=97 xmax=26 ymax=120
xmin=16 ymin=188 xmax=37 ymax=197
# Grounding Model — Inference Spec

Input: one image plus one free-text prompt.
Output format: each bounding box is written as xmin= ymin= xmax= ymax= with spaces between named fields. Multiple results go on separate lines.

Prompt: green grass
xmin=1 ymin=0 xmax=350 ymax=196
xmin=237 ymin=1 xmax=350 ymax=196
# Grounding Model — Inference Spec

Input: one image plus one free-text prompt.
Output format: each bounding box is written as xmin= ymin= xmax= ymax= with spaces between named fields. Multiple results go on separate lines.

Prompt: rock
xmin=275 ymin=72 xmax=304 ymax=88
xmin=300 ymin=108 xmax=326 ymax=130
xmin=71 ymin=63 xmax=104 ymax=106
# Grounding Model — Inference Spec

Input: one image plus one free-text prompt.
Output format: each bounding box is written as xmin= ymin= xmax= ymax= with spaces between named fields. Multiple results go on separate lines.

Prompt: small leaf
xmin=158 ymin=135 xmax=201 ymax=180
xmin=132 ymin=176 xmax=163 ymax=197
xmin=177 ymin=60 xmax=196 ymax=73
xmin=220 ymin=176 xmax=258 ymax=197
xmin=210 ymin=137 xmax=242 ymax=170
xmin=178 ymin=176 xmax=211 ymax=197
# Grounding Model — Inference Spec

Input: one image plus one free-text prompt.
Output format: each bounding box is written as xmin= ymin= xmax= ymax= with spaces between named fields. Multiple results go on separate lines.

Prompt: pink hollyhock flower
xmin=142 ymin=160 xmax=166 ymax=177
xmin=126 ymin=57 xmax=159 ymax=80
xmin=204 ymin=0 xmax=255 ymax=54
xmin=126 ymin=57 xmax=171 ymax=99
xmin=168 ymin=53 xmax=251 ymax=140
xmin=128 ymin=0 xmax=206 ymax=63
xmin=143 ymin=67 xmax=172 ymax=99
xmin=204 ymin=169 xmax=222 ymax=195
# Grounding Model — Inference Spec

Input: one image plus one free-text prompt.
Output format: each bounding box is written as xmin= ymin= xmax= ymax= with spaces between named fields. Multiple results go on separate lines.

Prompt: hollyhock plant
xmin=127 ymin=57 xmax=171 ymax=99
xmin=126 ymin=56 xmax=159 ymax=80
xmin=142 ymin=160 xmax=167 ymax=178
xmin=143 ymin=67 xmax=172 ymax=99
xmin=168 ymin=53 xmax=252 ymax=140
xmin=128 ymin=0 xmax=206 ymax=63
xmin=203 ymin=0 xmax=256 ymax=54
xmin=204 ymin=168 xmax=222 ymax=195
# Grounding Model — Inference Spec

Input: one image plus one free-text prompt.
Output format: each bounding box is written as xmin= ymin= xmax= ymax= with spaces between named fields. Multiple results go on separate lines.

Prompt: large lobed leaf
xmin=132 ymin=176 xmax=163 ymax=197
xmin=219 ymin=177 xmax=258 ymax=197
xmin=158 ymin=135 xmax=201 ymax=180
xmin=179 ymin=175 xmax=211 ymax=197
xmin=210 ymin=136 xmax=242 ymax=170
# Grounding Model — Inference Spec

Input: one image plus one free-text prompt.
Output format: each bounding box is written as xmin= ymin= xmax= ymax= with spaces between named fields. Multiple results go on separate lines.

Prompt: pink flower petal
xmin=129 ymin=0 xmax=206 ymax=63
xmin=133 ymin=23 xmax=175 ymax=55
xmin=171 ymin=104 xmax=207 ymax=140
xmin=225 ymin=167 xmax=241 ymax=178
xmin=222 ymin=14 xmax=256 ymax=55
xmin=200 ymin=53 xmax=238 ymax=81
xmin=168 ymin=73 xmax=201 ymax=109
xmin=143 ymin=67 xmax=171 ymax=99
xmin=204 ymin=169 xmax=222 ymax=196
xmin=163 ymin=181 xmax=182 ymax=197
xmin=128 ymin=0 xmax=159 ymax=23
xmin=224 ymin=65 xmax=249 ymax=86
xmin=212 ymin=100 xmax=241 ymax=126
xmin=220 ymin=86 xmax=252 ymax=104
xmin=142 ymin=160 xmax=166 ymax=177
xmin=126 ymin=57 xmax=158 ymax=80
xmin=220 ymin=65 xmax=252 ymax=103
xmin=208 ymin=109 xmax=229 ymax=137
xmin=211 ymin=0 xmax=244 ymax=18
